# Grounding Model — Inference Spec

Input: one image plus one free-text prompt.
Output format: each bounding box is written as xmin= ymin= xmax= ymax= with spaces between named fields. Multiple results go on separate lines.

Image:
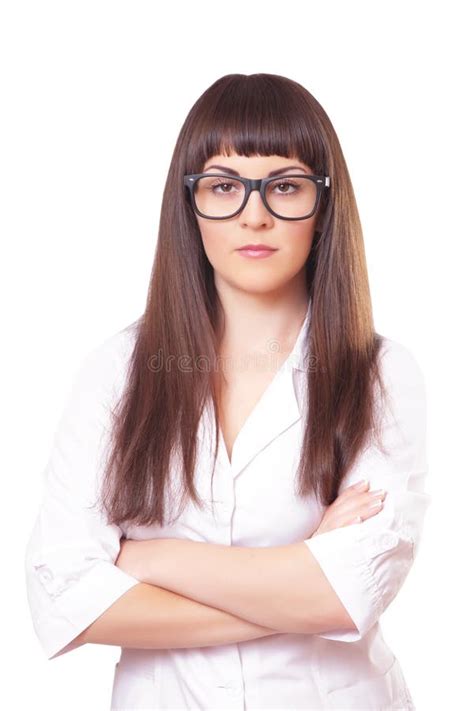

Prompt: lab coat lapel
xmin=196 ymin=299 xmax=312 ymax=480
xmin=229 ymin=364 xmax=302 ymax=479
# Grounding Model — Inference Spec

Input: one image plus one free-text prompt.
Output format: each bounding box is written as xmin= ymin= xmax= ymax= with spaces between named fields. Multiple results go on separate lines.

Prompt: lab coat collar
xmin=197 ymin=299 xmax=312 ymax=479
xmin=285 ymin=297 xmax=312 ymax=373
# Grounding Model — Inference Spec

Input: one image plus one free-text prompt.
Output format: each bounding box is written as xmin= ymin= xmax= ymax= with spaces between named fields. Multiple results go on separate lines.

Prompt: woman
xmin=25 ymin=73 xmax=430 ymax=709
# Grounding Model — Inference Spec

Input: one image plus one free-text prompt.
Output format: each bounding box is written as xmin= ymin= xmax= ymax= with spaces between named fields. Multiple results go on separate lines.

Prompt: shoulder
xmin=375 ymin=335 xmax=427 ymax=436
xmin=377 ymin=335 xmax=426 ymax=396
xmin=64 ymin=318 xmax=141 ymax=410
xmin=92 ymin=318 xmax=140 ymax=374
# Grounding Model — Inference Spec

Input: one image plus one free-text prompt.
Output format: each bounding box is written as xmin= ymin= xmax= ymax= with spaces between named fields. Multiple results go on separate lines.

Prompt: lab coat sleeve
xmin=24 ymin=334 xmax=141 ymax=660
xmin=303 ymin=338 xmax=431 ymax=642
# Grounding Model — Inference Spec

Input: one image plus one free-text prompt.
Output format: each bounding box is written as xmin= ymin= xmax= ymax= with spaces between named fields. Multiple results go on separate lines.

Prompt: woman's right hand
xmin=311 ymin=480 xmax=386 ymax=537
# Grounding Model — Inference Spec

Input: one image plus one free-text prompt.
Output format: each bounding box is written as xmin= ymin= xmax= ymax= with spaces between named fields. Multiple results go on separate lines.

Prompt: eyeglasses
xmin=183 ymin=172 xmax=331 ymax=221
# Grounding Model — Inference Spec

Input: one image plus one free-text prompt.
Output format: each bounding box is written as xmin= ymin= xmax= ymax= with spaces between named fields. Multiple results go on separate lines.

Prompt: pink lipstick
xmin=237 ymin=244 xmax=278 ymax=259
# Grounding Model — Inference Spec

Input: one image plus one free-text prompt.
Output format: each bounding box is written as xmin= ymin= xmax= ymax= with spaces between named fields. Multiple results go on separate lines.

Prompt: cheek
xmin=286 ymin=226 xmax=315 ymax=262
xmin=199 ymin=226 xmax=232 ymax=271
xmin=275 ymin=225 xmax=316 ymax=274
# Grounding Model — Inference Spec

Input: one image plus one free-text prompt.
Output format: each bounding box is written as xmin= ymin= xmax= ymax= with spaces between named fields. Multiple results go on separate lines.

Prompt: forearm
xmin=138 ymin=539 xmax=356 ymax=634
xmin=61 ymin=582 xmax=279 ymax=656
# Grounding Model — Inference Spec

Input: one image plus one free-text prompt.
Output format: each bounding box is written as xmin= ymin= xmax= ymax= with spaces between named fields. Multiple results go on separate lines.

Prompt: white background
xmin=2 ymin=1 xmax=472 ymax=709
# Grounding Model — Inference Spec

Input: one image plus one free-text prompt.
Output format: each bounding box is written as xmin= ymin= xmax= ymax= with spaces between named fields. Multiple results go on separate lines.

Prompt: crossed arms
xmin=69 ymin=537 xmax=356 ymax=657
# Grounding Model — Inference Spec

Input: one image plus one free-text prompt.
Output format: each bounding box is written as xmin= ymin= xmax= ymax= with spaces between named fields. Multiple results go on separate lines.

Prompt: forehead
xmin=202 ymin=153 xmax=312 ymax=173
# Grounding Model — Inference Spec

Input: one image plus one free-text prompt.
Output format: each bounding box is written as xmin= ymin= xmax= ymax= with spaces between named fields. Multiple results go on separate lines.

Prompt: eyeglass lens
xmin=193 ymin=176 xmax=319 ymax=219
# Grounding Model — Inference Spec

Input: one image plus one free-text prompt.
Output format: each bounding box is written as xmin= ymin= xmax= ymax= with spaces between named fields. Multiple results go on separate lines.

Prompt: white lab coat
xmin=24 ymin=302 xmax=430 ymax=710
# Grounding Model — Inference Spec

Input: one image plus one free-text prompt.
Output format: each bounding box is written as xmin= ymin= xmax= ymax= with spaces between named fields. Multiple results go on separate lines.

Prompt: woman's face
xmin=194 ymin=152 xmax=319 ymax=296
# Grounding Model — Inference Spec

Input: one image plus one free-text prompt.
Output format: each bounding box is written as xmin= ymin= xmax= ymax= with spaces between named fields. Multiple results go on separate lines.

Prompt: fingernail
xmin=355 ymin=479 xmax=368 ymax=490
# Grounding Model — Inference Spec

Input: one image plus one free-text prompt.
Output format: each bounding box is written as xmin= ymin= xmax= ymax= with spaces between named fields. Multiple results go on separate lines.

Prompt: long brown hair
xmin=97 ymin=73 xmax=389 ymax=528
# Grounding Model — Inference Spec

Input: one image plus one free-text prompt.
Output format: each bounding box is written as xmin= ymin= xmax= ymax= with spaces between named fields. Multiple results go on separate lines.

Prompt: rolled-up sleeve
xmin=303 ymin=339 xmax=431 ymax=642
xmin=24 ymin=334 xmax=141 ymax=660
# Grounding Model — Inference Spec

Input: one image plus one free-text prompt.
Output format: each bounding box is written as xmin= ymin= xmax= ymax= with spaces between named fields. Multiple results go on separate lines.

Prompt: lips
xmin=236 ymin=244 xmax=278 ymax=259
xmin=238 ymin=244 xmax=277 ymax=251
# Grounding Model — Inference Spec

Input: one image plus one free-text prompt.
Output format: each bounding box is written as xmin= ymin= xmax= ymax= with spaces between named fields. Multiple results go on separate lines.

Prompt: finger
xmin=334 ymin=480 xmax=369 ymax=504
xmin=348 ymin=487 xmax=387 ymax=508
xmin=346 ymin=495 xmax=386 ymax=526
xmin=356 ymin=495 xmax=386 ymax=521
xmin=365 ymin=496 xmax=385 ymax=514
xmin=336 ymin=488 xmax=386 ymax=521
xmin=347 ymin=480 xmax=370 ymax=494
xmin=335 ymin=484 xmax=385 ymax=512
xmin=365 ymin=489 xmax=387 ymax=505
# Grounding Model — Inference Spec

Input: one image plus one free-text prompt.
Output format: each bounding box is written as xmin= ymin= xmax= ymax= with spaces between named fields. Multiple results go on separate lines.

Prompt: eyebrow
xmin=202 ymin=164 xmax=309 ymax=177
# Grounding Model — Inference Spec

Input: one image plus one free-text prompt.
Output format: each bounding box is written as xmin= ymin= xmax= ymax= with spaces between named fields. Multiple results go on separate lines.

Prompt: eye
xmin=205 ymin=178 xmax=243 ymax=195
xmin=212 ymin=181 xmax=236 ymax=193
xmin=271 ymin=180 xmax=300 ymax=195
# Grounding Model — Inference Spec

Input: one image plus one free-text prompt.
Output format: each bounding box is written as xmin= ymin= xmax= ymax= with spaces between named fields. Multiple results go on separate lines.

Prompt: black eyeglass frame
xmin=183 ymin=172 xmax=331 ymax=221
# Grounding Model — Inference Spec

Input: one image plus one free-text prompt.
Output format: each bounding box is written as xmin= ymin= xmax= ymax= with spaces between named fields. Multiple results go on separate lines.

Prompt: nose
xmin=238 ymin=187 xmax=273 ymax=226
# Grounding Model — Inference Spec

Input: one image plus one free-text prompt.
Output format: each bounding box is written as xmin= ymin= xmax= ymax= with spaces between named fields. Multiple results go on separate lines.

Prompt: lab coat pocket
xmin=111 ymin=661 xmax=158 ymax=710
xmin=323 ymin=656 xmax=415 ymax=710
